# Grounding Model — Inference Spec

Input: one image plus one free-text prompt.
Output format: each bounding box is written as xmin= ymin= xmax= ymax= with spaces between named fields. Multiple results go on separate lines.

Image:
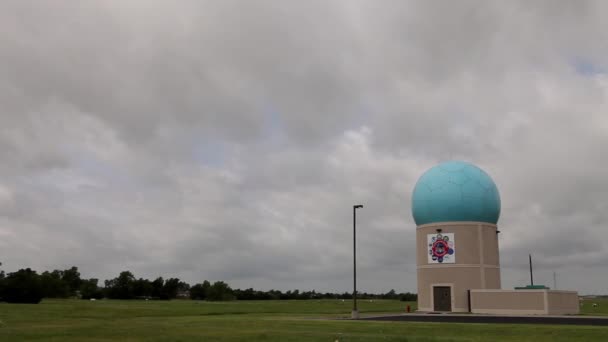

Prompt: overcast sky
xmin=1 ymin=0 xmax=608 ymax=294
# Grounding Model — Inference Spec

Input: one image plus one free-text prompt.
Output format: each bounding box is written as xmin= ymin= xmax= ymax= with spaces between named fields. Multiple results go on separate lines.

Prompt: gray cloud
xmin=1 ymin=0 xmax=607 ymax=294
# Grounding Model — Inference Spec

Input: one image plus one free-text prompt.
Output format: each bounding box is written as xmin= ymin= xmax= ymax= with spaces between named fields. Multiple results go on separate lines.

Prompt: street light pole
xmin=352 ymin=204 xmax=363 ymax=319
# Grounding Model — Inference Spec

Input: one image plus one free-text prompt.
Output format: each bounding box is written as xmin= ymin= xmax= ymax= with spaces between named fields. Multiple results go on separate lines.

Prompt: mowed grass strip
xmin=0 ymin=299 xmax=607 ymax=341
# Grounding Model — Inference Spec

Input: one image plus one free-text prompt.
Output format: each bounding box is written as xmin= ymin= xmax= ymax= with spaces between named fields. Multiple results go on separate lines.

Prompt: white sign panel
xmin=427 ymin=233 xmax=455 ymax=264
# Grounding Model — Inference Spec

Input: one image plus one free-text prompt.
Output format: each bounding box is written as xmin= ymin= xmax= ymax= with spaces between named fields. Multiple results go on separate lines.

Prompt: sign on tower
xmin=427 ymin=233 xmax=455 ymax=264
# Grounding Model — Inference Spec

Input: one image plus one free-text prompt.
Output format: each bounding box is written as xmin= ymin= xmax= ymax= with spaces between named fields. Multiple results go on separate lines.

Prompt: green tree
xmin=383 ymin=289 xmax=397 ymax=299
xmin=202 ymin=280 xmax=211 ymax=294
xmin=2 ymin=268 xmax=43 ymax=303
xmin=39 ymin=270 xmax=70 ymax=298
xmin=150 ymin=277 xmax=164 ymax=299
xmin=207 ymin=281 xmax=235 ymax=301
xmin=177 ymin=281 xmax=190 ymax=294
xmin=80 ymin=278 xmax=103 ymax=300
xmin=161 ymin=278 xmax=181 ymax=300
xmin=0 ymin=262 xmax=5 ymax=301
xmin=132 ymin=278 xmax=153 ymax=298
xmin=104 ymin=271 xmax=136 ymax=299
xmin=190 ymin=281 xmax=210 ymax=300
xmin=399 ymin=292 xmax=417 ymax=301
xmin=61 ymin=266 xmax=82 ymax=296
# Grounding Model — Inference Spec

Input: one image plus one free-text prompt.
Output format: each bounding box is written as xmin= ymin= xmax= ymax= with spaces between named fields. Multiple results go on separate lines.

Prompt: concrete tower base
xmin=416 ymin=222 xmax=501 ymax=312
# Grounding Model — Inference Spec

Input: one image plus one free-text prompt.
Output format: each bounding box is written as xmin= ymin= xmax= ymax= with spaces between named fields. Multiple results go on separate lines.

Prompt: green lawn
xmin=0 ymin=299 xmax=607 ymax=341
xmin=579 ymin=298 xmax=608 ymax=316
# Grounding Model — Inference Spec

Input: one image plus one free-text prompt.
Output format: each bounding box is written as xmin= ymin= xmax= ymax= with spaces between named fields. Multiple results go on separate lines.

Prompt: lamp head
xmin=354 ymin=205 xmax=363 ymax=209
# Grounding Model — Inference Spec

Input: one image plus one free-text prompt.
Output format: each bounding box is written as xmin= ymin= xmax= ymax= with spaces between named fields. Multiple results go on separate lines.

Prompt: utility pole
xmin=553 ymin=271 xmax=557 ymax=290
xmin=529 ymin=254 xmax=534 ymax=287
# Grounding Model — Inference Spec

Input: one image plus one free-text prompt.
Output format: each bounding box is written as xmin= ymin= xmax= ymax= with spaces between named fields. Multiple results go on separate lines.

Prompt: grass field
xmin=1 ymin=299 xmax=607 ymax=341
xmin=579 ymin=298 xmax=608 ymax=316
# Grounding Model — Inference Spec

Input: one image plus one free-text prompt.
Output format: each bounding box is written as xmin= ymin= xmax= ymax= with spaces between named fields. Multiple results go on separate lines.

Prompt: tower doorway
xmin=433 ymin=286 xmax=452 ymax=311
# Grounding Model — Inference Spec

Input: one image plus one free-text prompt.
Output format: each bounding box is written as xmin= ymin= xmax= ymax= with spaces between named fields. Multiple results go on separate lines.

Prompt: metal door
xmin=433 ymin=286 xmax=452 ymax=311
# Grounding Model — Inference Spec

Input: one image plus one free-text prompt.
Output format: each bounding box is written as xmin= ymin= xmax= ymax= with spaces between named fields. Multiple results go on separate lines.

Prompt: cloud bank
xmin=1 ymin=0 xmax=608 ymax=294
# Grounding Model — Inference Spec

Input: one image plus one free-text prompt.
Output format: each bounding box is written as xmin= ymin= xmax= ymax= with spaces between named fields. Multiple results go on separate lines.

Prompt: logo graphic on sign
xmin=427 ymin=233 xmax=455 ymax=263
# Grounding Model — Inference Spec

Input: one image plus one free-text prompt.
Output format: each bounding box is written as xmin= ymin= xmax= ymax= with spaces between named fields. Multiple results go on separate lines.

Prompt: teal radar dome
xmin=412 ymin=161 xmax=501 ymax=226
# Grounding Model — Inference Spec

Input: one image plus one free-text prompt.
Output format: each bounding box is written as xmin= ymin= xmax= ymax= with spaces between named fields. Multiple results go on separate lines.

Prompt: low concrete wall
xmin=470 ymin=290 xmax=546 ymax=315
xmin=470 ymin=289 xmax=579 ymax=315
xmin=547 ymin=291 xmax=581 ymax=315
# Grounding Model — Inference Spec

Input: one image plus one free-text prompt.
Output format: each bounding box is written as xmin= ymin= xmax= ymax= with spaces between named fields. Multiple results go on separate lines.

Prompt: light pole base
xmin=351 ymin=310 xmax=360 ymax=319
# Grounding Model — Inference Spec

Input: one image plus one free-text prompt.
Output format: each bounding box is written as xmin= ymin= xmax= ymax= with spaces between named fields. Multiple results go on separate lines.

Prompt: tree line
xmin=0 ymin=264 xmax=416 ymax=304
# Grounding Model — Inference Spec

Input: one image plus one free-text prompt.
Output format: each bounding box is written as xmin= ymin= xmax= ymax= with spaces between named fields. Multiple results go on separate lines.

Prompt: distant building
xmin=176 ymin=290 xmax=190 ymax=299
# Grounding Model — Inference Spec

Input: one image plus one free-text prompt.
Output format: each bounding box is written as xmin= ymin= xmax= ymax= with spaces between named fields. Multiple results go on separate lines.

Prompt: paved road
xmin=361 ymin=314 xmax=608 ymax=326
